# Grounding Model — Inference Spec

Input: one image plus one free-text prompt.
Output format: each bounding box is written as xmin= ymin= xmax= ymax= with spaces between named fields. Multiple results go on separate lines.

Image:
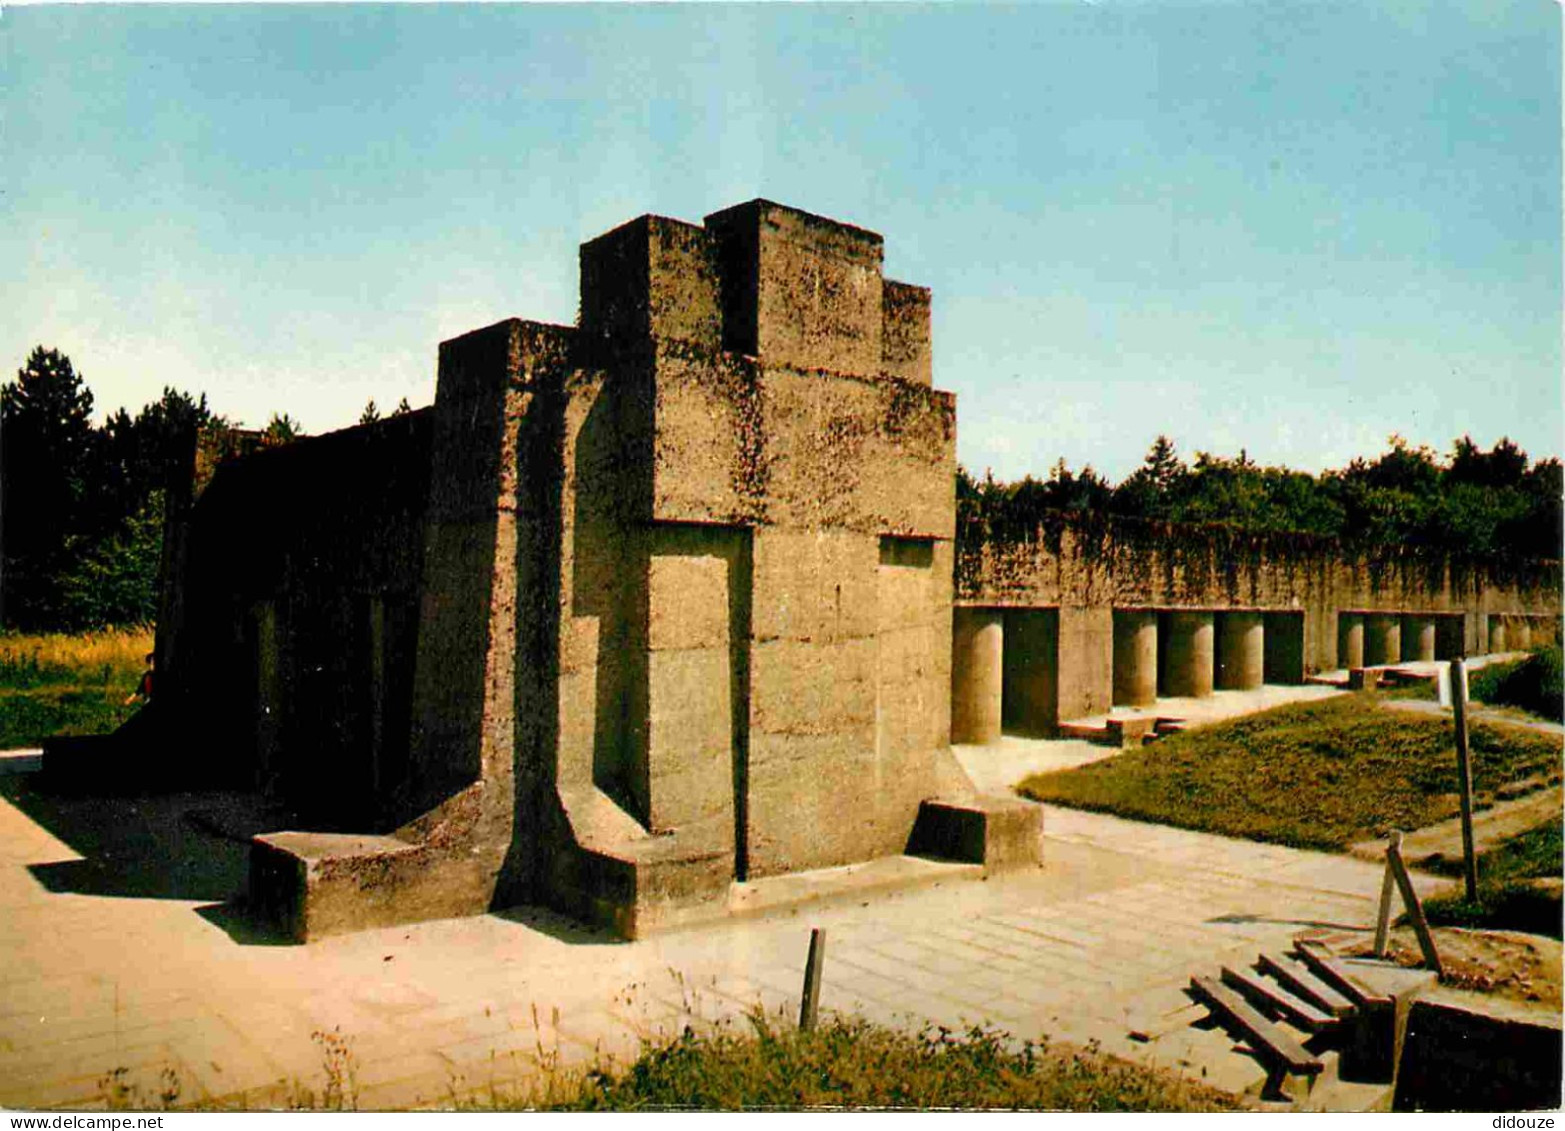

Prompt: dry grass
xmin=0 ymin=628 xmax=153 ymax=748
xmin=0 ymin=628 xmax=154 ymax=682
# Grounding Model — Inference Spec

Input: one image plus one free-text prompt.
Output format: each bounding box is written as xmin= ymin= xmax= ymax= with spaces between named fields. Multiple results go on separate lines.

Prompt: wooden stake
xmin=1387 ymin=837 xmax=1444 ymax=977
xmin=1449 ymin=658 xmax=1479 ymax=902
xmin=1373 ymin=831 xmax=1399 ymax=958
xmin=798 ymin=928 xmax=826 ymax=1031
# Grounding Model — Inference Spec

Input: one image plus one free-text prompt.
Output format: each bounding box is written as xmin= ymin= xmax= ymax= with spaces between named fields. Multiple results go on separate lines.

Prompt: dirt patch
xmin=1357 ymin=927 xmax=1562 ymax=1010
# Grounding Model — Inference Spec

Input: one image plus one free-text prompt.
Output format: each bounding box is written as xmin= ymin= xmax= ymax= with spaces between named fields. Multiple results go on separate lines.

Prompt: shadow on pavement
xmin=0 ymin=773 xmax=255 ymax=904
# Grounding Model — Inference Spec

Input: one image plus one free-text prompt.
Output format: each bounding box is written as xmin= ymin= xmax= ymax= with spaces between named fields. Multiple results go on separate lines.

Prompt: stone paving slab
xmin=0 ymin=773 xmax=1441 ymax=1112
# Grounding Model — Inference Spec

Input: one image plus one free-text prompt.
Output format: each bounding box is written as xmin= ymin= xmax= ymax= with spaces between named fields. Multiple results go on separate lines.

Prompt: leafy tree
xmin=391 ymin=397 xmax=412 ymax=417
xmin=359 ymin=399 xmax=381 ymax=426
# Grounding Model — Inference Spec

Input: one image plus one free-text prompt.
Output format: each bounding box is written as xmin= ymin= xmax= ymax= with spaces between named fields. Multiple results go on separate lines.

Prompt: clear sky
xmin=4 ymin=1 xmax=1560 ymax=483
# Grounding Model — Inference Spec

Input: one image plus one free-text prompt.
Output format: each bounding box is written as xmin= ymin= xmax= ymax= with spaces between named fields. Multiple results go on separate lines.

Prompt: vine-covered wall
xmin=956 ymin=507 xmax=1561 ymax=671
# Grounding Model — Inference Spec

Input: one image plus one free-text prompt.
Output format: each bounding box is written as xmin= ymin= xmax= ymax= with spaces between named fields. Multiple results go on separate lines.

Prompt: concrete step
xmin=726 ymin=854 xmax=984 ymax=922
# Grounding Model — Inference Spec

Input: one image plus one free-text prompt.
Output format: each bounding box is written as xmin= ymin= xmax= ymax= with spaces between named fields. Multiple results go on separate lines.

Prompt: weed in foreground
xmin=536 ymin=1011 xmax=1241 ymax=1112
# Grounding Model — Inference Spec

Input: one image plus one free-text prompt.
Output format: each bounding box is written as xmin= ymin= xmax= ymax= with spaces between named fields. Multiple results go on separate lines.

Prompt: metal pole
xmin=1449 ymin=657 xmax=1478 ymax=902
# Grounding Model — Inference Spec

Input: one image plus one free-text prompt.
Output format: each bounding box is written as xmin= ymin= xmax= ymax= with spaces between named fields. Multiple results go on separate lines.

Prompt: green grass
xmin=536 ymin=1015 xmax=1243 ymax=1112
xmin=1423 ymin=820 xmax=1563 ymax=939
xmin=1469 ymin=645 xmax=1563 ymax=722
xmin=0 ymin=629 xmax=151 ymax=748
xmin=1019 ymin=693 xmax=1562 ymax=852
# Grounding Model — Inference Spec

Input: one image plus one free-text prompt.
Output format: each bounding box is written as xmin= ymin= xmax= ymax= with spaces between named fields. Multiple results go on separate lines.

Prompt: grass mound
xmin=1469 ymin=645 xmax=1563 ymax=722
xmin=1424 ymin=821 xmax=1563 ymax=939
xmin=0 ymin=629 xmax=152 ymax=748
xmin=1019 ymin=694 xmax=1560 ymax=852
xmin=543 ymin=1015 xmax=1242 ymax=1111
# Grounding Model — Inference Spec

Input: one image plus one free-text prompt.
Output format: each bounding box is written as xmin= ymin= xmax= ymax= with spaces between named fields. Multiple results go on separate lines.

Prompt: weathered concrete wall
xmin=158 ymin=413 xmax=433 ymax=824
xmin=955 ymin=513 xmax=1561 ymax=728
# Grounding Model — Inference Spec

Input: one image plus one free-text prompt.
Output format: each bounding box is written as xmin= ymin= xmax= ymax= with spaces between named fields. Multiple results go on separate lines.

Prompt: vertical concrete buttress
xmin=1112 ymin=610 xmax=1158 ymax=707
xmin=1161 ymin=611 xmax=1214 ymax=698
xmin=951 ymin=608 xmax=1004 ymax=744
xmin=1487 ymin=616 xmax=1508 ymax=655
xmin=1510 ymin=616 xmax=1532 ymax=650
xmin=1215 ymin=612 xmax=1264 ymax=690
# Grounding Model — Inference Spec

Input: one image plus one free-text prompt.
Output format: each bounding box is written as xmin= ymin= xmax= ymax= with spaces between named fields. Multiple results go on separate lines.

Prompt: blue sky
xmin=4 ymin=1 xmax=1559 ymax=482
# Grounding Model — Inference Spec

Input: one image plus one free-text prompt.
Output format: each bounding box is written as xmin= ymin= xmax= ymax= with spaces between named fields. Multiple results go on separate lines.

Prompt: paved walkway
xmin=0 ymin=761 xmax=1441 ymax=1112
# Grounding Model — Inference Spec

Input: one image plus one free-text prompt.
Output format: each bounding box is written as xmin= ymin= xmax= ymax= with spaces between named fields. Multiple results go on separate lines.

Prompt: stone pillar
xmin=951 ymin=608 xmax=1004 ymax=744
xmin=1510 ymin=616 xmax=1532 ymax=651
xmin=1337 ymin=613 xmax=1365 ymax=671
xmin=1401 ymin=615 xmax=1436 ymax=662
xmin=1112 ymin=610 xmax=1158 ymax=707
xmin=1161 ymin=611 xmax=1214 ymax=698
xmin=1216 ymin=612 xmax=1264 ymax=690
xmin=1487 ymin=616 xmax=1508 ymax=655
xmin=1365 ymin=614 xmax=1401 ymax=666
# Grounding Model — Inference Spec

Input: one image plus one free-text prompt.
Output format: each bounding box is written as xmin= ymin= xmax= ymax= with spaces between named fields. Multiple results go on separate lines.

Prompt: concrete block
xmin=705 ymin=199 xmax=885 ymax=376
xmin=881 ymin=280 xmax=932 ymax=385
xmin=580 ymin=215 xmax=723 ymax=348
xmin=1393 ymin=993 xmax=1562 ymax=1111
xmin=906 ymin=797 xmax=1044 ymax=873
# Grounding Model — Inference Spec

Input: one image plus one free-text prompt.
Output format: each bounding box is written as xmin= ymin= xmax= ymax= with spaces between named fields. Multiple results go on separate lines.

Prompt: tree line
xmin=4 ymin=345 xmax=1559 ymax=631
xmin=960 ymin=433 xmax=1563 ymax=565
xmin=0 ymin=347 xmax=311 ymax=630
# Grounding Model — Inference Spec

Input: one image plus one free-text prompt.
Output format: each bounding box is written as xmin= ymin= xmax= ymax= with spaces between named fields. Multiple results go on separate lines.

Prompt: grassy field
xmin=0 ymin=629 xmax=153 ymax=749
xmin=1424 ymin=820 xmax=1563 ymax=939
xmin=1019 ymin=693 xmax=1561 ymax=852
